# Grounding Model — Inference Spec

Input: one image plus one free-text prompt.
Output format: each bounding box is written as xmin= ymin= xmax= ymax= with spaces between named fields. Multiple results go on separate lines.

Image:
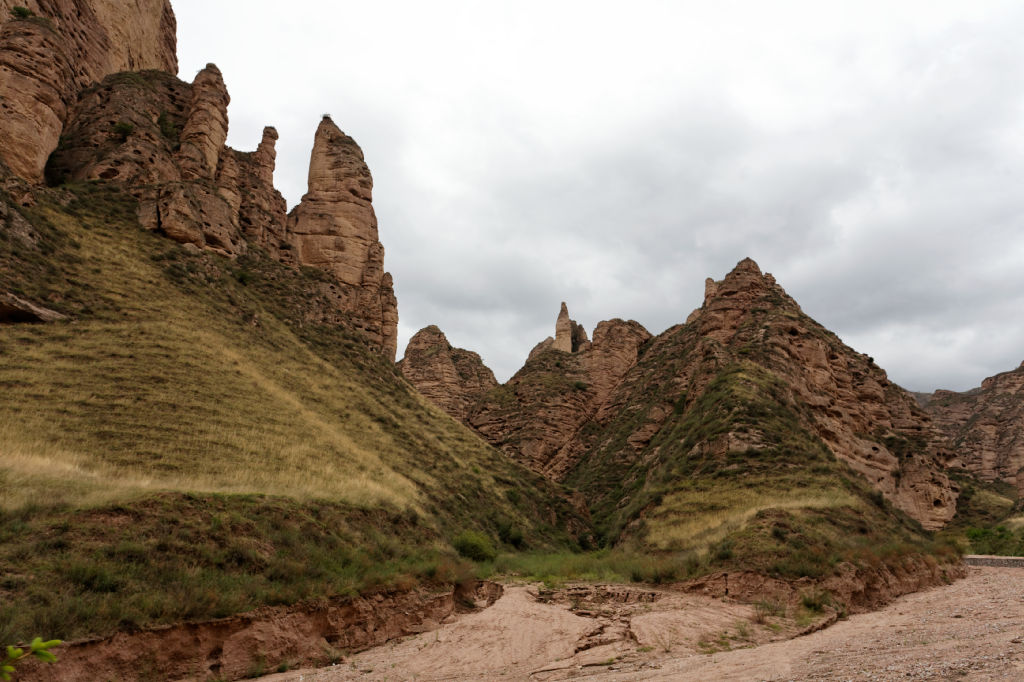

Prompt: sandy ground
xmin=265 ymin=567 xmax=1024 ymax=682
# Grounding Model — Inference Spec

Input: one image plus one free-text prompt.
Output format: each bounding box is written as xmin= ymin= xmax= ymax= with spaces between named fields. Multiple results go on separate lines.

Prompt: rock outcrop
xmin=468 ymin=305 xmax=651 ymax=478
xmin=0 ymin=0 xmax=176 ymax=180
xmin=287 ymin=116 xmax=399 ymax=359
xmin=176 ymin=64 xmax=229 ymax=181
xmin=399 ymin=326 xmax=498 ymax=421
xmin=553 ymin=302 xmax=573 ymax=352
xmin=43 ymin=68 xmax=395 ymax=355
xmin=924 ymin=363 xmax=1024 ymax=495
xmin=0 ymin=291 xmax=66 ymax=322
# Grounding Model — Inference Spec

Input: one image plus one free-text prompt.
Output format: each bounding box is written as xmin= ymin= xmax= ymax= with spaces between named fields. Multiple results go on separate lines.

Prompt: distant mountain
xmin=924 ymin=362 xmax=1024 ymax=496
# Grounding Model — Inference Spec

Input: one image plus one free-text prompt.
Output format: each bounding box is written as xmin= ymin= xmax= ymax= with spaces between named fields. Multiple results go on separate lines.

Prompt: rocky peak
xmin=398 ymin=326 xmax=498 ymax=421
xmin=687 ymin=257 xmax=798 ymax=338
xmin=535 ymin=302 xmax=590 ymax=358
xmin=305 ymin=115 xmax=372 ymax=203
xmin=287 ymin=116 xmax=398 ymax=359
xmin=252 ymin=126 xmax=279 ymax=186
xmin=554 ymin=302 xmax=573 ymax=352
xmin=177 ymin=64 xmax=229 ymax=181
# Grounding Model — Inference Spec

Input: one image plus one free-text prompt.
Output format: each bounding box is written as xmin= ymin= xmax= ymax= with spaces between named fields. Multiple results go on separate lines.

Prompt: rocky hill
xmin=403 ymin=259 xmax=960 ymax=542
xmin=0 ymin=0 xmax=586 ymax=655
xmin=923 ymin=362 xmax=1024 ymax=496
xmin=397 ymin=326 xmax=498 ymax=422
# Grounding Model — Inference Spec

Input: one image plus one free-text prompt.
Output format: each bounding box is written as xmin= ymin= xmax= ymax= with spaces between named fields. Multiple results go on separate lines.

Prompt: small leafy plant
xmin=2 ymin=637 xmax=62 ymax=680
xmin=10 ymin=6 xmax=33 ymax=19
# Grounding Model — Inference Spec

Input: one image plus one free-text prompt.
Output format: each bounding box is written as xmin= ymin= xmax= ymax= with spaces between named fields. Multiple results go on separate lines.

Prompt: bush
xmin=111 ymin=121 xmax=134 ymax=142
xmin=497 ymin=522 xmax=525 ymax=549
xmin=10 ymin=6 xmax=33 ymax=19
xmin=452 ymin=531 xmax=496 ymax=562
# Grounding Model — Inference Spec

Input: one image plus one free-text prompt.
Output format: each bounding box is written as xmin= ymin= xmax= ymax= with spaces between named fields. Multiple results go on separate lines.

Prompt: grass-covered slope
xmin=0 ymin=180 xmax=584 ymax=641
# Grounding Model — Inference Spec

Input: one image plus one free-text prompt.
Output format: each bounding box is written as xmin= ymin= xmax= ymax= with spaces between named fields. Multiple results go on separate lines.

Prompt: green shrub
xmin=10 ymin=6 xmax=33 ymax=19
xmin=497 ymin=522 xmax=525 ymax=549
xmin=452 ymin=531 xmax=496 ymax=562
xmin=111 ymin=121 xmax=134 ymax=142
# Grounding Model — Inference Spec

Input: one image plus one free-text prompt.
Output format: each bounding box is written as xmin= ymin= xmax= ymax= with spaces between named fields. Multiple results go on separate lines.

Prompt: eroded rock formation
xmin=673 ymin=258 xmax=958 ymax=528
xmin=176 ymin=64 xmax=228 ymax=181
xmin=399 ymin=326 xmax=498 ymax=421
xmin=446 ymin=260 xmax=957 ymax=532
xmin=925 ymin=363 xmax=1024 ymax=495
xmin=468 ymin=305 xmax=652 ymax=479
xmin=42 ymin=68 xmax=395 ymax=355
xmin=287 ymin=116 xmax=399 ymax=359
xmin=0 ymin=0 xmax=176 ymax=180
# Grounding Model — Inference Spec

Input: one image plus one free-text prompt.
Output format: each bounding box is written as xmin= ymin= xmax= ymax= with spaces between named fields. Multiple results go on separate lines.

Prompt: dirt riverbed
xmin=266 ymin=566 xmax=1024 ymax=681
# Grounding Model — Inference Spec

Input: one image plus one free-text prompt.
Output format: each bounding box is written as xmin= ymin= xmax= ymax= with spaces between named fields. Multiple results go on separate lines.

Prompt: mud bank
xmin=684 ymin=555 xmax=966 ymax=614
xmin=17 ymin=581 xmax=502 ymax=681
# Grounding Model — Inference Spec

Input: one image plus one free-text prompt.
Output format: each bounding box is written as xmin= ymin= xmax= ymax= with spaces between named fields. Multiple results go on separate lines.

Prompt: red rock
xmin=399 ymin=326 xmax=498 ymax=421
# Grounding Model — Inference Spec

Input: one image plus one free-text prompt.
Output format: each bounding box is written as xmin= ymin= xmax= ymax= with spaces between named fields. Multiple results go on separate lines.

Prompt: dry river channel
xmin=263 ymin=566 xmax=1024 ymax=682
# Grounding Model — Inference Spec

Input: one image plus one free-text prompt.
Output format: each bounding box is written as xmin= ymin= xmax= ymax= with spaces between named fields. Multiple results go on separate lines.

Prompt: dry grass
xmin=0 ymin=183 xmax=581 ymax=543
xmin=644 ymin=480 xmax=859 ymax=551
xmin=1006 ymin=516 xmax=1024 ymax=531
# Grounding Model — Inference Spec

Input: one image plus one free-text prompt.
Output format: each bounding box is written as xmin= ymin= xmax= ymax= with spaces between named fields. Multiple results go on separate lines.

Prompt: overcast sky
xmin=174 ymin=1 xmax=1024 ymax=391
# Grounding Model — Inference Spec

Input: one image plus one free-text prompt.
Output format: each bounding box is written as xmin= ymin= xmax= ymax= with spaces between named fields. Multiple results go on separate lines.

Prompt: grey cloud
xmin=175 ymin=1 xmax=1024 ymax=389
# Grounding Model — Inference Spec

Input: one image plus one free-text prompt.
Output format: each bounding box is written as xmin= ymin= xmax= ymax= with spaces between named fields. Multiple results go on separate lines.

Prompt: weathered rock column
xmin=287 ymin=115 xmax=399 ymax=359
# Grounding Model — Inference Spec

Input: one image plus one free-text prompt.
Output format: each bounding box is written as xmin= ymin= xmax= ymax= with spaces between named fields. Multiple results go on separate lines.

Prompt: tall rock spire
xmin=177 ymin=64 xmax=229 ymax=181
xmin=287 ymin=116 xmax=398 ymax=359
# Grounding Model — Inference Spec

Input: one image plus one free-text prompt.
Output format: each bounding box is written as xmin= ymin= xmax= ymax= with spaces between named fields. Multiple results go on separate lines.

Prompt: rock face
xmin=398 ymin=326 xmax=498 ymax=421
xmin=468 ymin=304 xmax=652 ymax=479
xmin=43 ymin=67 xmax=396 ymax=355
xmin=0 ymin=0 xmax=176 ymax=180
xmin=287 ymin=116 xmax=399 ymax=359
xmin=176 ymin=64 xmax=229 ymax=181
xmin=924 ymin=363 xmax=1024 ymax=495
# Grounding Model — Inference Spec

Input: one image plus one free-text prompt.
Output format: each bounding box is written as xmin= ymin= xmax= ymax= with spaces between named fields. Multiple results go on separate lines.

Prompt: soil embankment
xmin=16 ymin=581 xmax=502 ymax=682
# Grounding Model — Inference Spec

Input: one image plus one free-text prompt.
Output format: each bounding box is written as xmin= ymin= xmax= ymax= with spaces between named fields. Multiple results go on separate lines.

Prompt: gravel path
xmin=266 ymin=566 xmax=1024 ymax=681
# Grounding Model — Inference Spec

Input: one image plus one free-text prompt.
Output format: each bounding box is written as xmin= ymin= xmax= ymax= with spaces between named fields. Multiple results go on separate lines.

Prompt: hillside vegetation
xmin=0 ymin=180 xmax=583 ymax=641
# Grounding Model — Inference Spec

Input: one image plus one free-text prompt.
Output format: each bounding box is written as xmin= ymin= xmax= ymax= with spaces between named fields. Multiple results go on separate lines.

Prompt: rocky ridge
xmin=405 ymin=259 xmax=960 ymax=534
xmin=468 ymin=306 xmax=652 ymax=479
xmin=924 ymin=362 xmax=1024 ymax=495
xmin=397 ymin=325 xmax=498 ymax=422
xmin=3 ymin=4 xmax=398 ymax=357
xmin=569 ymin=258 xmax=957 ymax=532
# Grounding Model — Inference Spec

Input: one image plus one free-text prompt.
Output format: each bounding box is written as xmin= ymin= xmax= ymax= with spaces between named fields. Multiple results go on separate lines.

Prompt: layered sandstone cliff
xmin=0 ymin=0 xmax=176 ymax=180
xmin=398 ymin=326 xmax=498 ymax=421
xmin=925 ymin=362 xmax=1024 ymax=495
xmin=287 ymin=116 xmax=398 ymax=359
xmin=43 ymin=66 xmax=397 ymax=356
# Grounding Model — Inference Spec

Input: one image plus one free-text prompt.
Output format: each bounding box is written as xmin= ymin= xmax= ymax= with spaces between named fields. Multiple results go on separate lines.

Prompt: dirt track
xmin=266 ymin=566 xmax=1024 ymax=681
